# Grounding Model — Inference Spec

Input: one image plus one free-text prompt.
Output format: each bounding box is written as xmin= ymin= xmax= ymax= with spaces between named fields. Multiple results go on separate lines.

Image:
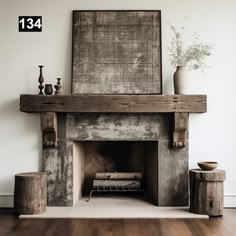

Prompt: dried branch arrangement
xmin=168 ymin=24 xmax=214 ymax=71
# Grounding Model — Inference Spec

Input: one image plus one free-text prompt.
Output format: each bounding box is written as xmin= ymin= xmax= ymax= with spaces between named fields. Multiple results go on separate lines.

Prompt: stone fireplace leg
xmin=42 ymin=114 xmax=74 ymax=206
xmin=158 ymin=140 xmax=188 ymax=206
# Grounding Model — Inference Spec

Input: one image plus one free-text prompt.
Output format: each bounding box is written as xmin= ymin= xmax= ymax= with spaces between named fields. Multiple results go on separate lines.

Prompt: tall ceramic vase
xmin=173 ymin=66 xmax=190 ymax=94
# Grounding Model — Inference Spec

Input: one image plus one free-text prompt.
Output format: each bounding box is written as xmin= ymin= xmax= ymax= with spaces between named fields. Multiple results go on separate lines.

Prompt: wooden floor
xmin=0 ymin=208 xmax=236 ymax=236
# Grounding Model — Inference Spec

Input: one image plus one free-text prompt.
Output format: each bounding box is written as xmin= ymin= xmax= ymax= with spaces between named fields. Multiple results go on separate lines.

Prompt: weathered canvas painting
xmin=72 ymin=11 xmax=162 ymax=94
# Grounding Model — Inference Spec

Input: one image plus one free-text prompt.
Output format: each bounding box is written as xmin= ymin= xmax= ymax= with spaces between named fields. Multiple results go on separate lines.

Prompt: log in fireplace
xmin=88 ymin=172 xmax=144 ymax=201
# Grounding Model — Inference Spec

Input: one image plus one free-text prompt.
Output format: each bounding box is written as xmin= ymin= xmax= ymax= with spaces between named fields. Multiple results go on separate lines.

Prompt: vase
xmin=173 ymin=66 xmax=190 ymax=94
xmin=54 ymin=78 xmax=62 ymax=95
xmin=44 ymin=84 xmax=53 ymax=95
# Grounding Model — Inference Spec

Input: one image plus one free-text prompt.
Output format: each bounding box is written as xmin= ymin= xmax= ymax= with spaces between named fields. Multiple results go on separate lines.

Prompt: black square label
xmin=19 ymin=16 xmax=42 ymax=32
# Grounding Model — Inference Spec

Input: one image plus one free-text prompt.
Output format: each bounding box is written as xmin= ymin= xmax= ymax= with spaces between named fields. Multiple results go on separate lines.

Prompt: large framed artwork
xmin=72 ymin=10 xmax=162 ymax=94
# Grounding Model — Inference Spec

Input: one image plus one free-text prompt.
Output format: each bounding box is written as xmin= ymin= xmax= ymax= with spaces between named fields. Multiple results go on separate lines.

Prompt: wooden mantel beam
xmin=20 ymin=94 xmax=207 ymax=113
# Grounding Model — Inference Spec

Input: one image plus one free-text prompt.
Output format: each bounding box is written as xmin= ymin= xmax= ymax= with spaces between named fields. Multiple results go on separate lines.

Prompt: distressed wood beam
xmin=173 ymin=112 xmax=188 ymax=148
xmin=40 ymin=112 xmax=57 ymax=147
xmin=20 ymin=94 xmax=207 ymax=113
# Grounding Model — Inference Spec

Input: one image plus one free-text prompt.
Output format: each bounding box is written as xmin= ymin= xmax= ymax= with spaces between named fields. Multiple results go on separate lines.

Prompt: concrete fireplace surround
xmin=20 ymin=94 xmax=207 ymax=207
xmin=42 ymin=113 xmax=188 ymax=206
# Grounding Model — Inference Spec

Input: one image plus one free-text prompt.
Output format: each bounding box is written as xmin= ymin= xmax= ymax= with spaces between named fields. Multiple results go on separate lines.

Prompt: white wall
xmin=0 ymin=0 xmax=236 ymax=207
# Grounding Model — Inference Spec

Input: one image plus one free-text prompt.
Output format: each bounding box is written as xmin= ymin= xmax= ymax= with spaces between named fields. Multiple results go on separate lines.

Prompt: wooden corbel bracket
xmin=173 ymin=112 xmax=188 ymax=148
xmin=40 ymin=112 xmax=57 ymax=147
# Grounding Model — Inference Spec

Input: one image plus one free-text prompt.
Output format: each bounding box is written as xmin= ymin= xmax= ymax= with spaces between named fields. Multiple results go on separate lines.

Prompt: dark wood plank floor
xmin=0 ymin=208 xmax=236 ymax=236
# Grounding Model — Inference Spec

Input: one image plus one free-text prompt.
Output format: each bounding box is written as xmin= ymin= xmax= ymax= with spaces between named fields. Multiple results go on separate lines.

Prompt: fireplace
xmin=41 ymin=113 xmax=189 ymax=206
xmin=20 ymin=94 xmax=206 ymax=206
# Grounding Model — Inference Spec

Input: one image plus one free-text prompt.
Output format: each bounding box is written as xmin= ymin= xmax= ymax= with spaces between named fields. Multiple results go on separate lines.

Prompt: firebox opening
xmin=73 ymin=141 xmax=158 ymax=205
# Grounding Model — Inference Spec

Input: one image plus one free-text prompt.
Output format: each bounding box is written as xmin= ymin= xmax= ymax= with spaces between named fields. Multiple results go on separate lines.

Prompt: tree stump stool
xmin=14 ymin=172 xmax=47 ymax=215
xmin=189 ymin=169 xmax=226 ymax=216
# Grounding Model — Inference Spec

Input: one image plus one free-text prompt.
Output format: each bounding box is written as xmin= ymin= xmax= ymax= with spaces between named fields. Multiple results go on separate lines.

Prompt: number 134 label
xmin=19 ymin=16 xmax=42 ymax=32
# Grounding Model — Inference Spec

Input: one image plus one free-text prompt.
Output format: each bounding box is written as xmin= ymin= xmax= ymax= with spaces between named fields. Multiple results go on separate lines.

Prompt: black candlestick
xmin=38 ymin=65 xmax=44 ymax=95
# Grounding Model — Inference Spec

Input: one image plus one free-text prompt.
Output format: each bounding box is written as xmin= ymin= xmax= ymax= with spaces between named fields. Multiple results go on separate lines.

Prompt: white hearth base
xmin=20 ymin=196 xmax=208 ymax=219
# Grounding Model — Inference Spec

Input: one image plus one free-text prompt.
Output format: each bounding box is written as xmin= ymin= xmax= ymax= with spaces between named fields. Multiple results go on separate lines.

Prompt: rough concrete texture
xmin=42 ymin=113 xmax=188 ymax=206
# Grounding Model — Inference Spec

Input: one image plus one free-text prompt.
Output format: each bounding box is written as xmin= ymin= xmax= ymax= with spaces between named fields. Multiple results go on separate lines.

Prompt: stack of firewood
xmin=93 ymin=172 xmax=142 ymax=191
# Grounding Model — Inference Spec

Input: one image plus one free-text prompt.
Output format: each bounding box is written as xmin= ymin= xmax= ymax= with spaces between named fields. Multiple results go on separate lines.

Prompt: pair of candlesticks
xmin=38 ymin=65 xmax=62 ymax=95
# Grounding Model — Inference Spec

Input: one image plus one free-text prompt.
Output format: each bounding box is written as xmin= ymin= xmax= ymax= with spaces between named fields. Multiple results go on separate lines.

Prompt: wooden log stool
xmin=189 ymin=169 xmax=226 ymax=216
xmin=14 ymin=172 xmax=47 ymax=215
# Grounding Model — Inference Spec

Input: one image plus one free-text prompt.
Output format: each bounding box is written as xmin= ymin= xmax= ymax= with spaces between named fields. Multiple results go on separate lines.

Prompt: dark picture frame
xmin=72 ymin=10 xmax=162 ymax=94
